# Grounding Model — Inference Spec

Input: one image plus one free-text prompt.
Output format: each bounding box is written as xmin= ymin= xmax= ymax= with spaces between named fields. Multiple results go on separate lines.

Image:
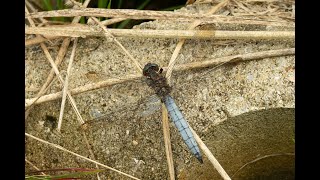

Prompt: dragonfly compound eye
xmin=143 ymin=63 xmax=160 ymax=76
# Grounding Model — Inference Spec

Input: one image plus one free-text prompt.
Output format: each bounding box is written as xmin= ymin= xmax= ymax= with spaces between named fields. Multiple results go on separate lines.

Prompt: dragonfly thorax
xmin=143 ymin=63 xmax=172 ymax=100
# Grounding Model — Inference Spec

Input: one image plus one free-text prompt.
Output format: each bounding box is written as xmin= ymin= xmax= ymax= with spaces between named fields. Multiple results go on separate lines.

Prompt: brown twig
xmin=25 ymin=26 xmax=294 ymax=40
xmin=25 ymin=17 xmax=128 ymax=46
xmin=25 ymin=48 xmax=295 ymax=107
xmin=173 ymin=48 xmax=295 ymax=71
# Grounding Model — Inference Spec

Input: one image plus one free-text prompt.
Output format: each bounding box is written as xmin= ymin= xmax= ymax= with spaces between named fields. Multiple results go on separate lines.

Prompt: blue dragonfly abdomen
xmin=163 ymin=95 xmax=203 ymax=163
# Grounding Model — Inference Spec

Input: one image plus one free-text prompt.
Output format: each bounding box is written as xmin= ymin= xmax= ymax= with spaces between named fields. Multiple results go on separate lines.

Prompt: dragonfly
xmin=82 ymin=59 xmax=230 ymax=164
xmin=142 ymin=62 xmax=203 ymax=163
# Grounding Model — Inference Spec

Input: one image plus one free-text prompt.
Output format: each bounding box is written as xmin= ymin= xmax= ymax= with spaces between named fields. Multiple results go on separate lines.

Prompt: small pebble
xmin=132 ymin=140 xmax=138 ymax=146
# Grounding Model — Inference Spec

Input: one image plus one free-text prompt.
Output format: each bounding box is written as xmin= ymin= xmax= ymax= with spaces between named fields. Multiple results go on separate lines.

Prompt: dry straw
xmin=25 ymin=0 xmax=295 ymax=179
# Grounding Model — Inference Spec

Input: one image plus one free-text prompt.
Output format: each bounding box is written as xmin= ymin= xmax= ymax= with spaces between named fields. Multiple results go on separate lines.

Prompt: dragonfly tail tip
xmin=197 ymin=156 xmax=203 ymax=164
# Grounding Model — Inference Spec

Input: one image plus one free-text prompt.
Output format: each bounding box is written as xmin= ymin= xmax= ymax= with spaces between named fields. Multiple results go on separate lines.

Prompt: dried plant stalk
xmin=161 ymin=104 xmax=175 ymax=180
xmin=90 ymin=17 xmax=142 ymax=72
xmin=25 ymin=8 xmax=293 ymax=27
xmin=25 ymin=74 xmax=141 ymax=107
xmin=166 ymin=0 xmax=233 ymax=84
xmin=25 ymin=48 xmax=294 ymax=107
xmin=25 ymin=0 xmax=92 ymax=119
xmin=231 ymin=153 xmax=294 ymax=178
xmin=189 ymin=127 xmax=231 ymax=180
xmin=25 ymin=35 xmax=60 ymax=46
xmin=25 ymin=0 xmax=90 ymax=124
xmin=25 ymin=26 xmax=294 ymax=40
xmin=25 ymin=133 xmax=140 ymax=180
xmin=87 ymin=17 xmax=126 ymax=26
xmin=171 ymin=48 xmax=295 ymax=72
xmin=57 ymin=38 xmax=78 ymax=131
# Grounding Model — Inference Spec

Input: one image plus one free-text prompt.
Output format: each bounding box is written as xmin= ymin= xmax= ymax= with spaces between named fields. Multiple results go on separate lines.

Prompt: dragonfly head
xmin=143 ymin=63 xmax=160 ymax=77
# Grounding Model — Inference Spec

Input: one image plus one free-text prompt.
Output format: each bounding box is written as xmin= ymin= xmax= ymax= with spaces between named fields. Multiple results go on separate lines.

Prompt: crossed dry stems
xmin=25 ymin=0 xmax=294 ymax=179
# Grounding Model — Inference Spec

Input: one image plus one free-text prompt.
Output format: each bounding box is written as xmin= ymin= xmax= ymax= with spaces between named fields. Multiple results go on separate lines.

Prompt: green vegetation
xmin=43 ymin=0 xmax=65 ymax=22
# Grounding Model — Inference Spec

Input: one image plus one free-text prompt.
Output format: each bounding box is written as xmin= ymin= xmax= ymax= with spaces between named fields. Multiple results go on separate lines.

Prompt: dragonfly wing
xmin=85 ymin=94 xmax=161 ymax=129
xmin=163 ymin=95 xmax=203 ymax=163
xmin=139 ymin=94 xmax=161 ymax=117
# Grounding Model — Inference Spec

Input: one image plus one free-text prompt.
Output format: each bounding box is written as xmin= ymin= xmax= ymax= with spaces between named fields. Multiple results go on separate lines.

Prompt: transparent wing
xmin=139 ymin=94 xmax=161 ymax=117
xmin=170 ymin=60 xmax=232 ymax=90
xmin=83 ymin=93 xmax=161 ymax=129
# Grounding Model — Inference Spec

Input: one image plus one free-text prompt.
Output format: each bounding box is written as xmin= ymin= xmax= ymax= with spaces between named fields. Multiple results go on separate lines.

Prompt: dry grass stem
xmin=26 ymin=8 xmax=85 ymax=127
xmin=25 ymin=26 xmax=294 ymax=41
xmin=26 ymin=8 xmax=293 ymax=27
xmin=166 ymin=0 xmax=229 ymax=86
xmin=165 ymin=39 xmax=185 ymax=85
xmin=25 ymin=48 xmax=294 ymax=107
xmin=57 ymin=38 xmax=78 ymax=131
xmin=33 ymin=37 xmax=71 ymax=102
xmin=25 ymin=0 xmax=48 ymax=24
xmin=90 ymin=17 xmax=143 ymax=73
xmin=25 ymin=16 xmax=126 ymax=46
xmin=25 ymin=133 xmax=140 ymax=180
xmin=231 ymin=153 xmax=295 ymax=178
xmin=25 ymin=5 xmax=71 ymax=121
xmin=189 ymin=127 xmax=231 ymax=180
xmin=39 ymin=3 xmax=102 ymax=177
xmin=25 ymin=76 xmax=58 ymax=119
xmin=25 ymin=74 xmax=141 ymax=107
xmin=25 ymin=0 xmax=91 ymax=121
xmin=40 ymin=39 xmax=85 ymax=124
xmin=101 ymin=17 xmax=127 ymax=26
xmin=35 ymin=0 xmax=92 ymax=99
xmin=161 ymin=104 xmax=175 ymax=180
xmin=200 ymin=18 xmax=293 ymax=27
xmin=25 ymin=159 xmax=47 ymax=176
xmin=28 ymin=0 xmax=93 ymax=95
xmin=25 ymin=35 xmax=61 ymax=46
xmin=172 ymin=48 xmax=295 ymax=72
xmin=87 ymin=17 xmax=126 ymax=26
